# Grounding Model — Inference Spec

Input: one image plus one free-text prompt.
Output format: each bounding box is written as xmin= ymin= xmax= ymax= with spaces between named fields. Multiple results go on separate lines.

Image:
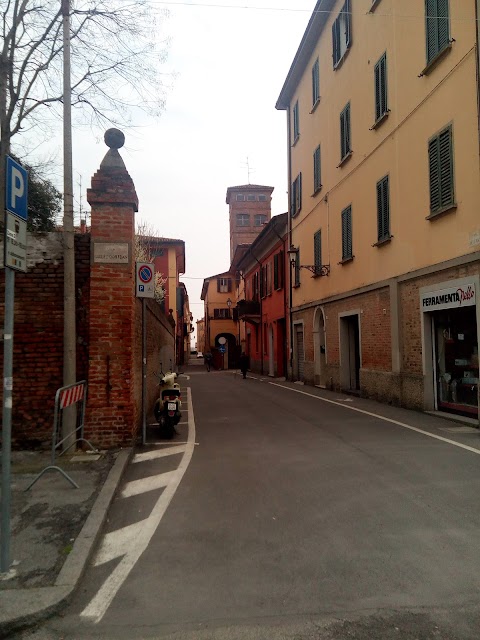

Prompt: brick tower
xmin=226 ymin=184 xmax=274 ymax=262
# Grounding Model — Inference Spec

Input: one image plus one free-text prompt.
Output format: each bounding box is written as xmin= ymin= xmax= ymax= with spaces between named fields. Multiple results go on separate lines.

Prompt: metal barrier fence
xmin=26 ymin=381 xmax=96 ymax=490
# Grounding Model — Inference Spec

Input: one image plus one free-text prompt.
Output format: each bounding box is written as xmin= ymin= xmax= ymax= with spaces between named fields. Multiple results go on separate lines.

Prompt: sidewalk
xmin=0 ymin=446 xmax=131 ymax=637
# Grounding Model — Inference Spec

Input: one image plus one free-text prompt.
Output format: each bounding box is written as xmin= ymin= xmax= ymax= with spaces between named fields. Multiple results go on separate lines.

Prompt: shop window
xmin=434 ymin=306 xmax=478 ymax=417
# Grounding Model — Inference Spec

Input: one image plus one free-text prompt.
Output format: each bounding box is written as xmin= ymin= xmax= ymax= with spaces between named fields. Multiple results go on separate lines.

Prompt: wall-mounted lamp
xmin=287 ymin=245 xmax=330 ymax=277
xmin=226 ymin=297 xmax=232 ymax=308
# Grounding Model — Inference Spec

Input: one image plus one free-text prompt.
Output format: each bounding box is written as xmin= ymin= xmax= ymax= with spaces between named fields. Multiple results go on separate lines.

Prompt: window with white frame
xmin=217 ymin=277 xmax=232 ymax=293
xmin=254 ymin=214 xmax=267 ymax=226
xmin=236 ymin=213 xmax=250 ymax=227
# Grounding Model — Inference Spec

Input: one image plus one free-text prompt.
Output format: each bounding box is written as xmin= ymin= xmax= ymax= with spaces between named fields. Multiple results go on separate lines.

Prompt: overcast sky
xmin=69 ymin=1 xmax=314 ymax=327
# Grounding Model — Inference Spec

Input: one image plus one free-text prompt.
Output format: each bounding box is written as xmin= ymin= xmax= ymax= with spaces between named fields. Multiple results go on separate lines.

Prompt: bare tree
xmin=0 ymin=0 xmax=170 ymax=207
xmin=135 ymin=221 xmax=168 ymax=305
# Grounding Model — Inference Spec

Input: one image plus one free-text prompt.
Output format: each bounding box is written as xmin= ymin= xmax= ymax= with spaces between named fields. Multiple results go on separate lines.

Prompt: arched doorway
xmin=313 ymin=307 xmax=327 ymax=387
xmin=215 ymin=333 xmax=237 ymax=369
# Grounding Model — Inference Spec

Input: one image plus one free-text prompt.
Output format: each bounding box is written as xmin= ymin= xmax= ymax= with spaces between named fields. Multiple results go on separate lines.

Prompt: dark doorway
xmin=340 ymin=314 xmax=360 ymax=391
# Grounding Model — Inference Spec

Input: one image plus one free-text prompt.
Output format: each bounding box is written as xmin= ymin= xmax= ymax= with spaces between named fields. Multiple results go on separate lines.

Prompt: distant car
xmin=196 ymin=351 xmax=203 ymax=359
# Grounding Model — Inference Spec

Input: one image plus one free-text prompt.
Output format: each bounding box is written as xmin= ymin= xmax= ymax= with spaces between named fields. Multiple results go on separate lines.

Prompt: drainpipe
xmin=476 ymin=0 xmax=480 ymax=155
xmin=286 ymin=105 xmax=293 ymax=380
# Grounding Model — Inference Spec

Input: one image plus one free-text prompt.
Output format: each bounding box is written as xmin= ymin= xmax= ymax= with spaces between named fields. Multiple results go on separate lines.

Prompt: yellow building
xmin=196 ymin=318 xmax=205 ymax=353
xmin=276 ymin=0 xmax=480 ymax=421
xmin=201 ymin=272 xmax=237 ymax=369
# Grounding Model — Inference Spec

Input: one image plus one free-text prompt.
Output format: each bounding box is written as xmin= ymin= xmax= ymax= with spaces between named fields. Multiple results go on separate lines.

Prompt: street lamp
xmin=287 ymin=245 xmax=330 ymax=277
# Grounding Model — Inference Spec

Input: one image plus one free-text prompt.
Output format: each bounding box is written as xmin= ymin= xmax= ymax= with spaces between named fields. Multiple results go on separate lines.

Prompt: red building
xmin=236 ymin=213 xmax=288 ymax=377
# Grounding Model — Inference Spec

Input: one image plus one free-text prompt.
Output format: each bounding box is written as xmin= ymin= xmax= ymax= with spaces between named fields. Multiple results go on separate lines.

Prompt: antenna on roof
xmin=241 ymin=156 xmax=255 ymax=184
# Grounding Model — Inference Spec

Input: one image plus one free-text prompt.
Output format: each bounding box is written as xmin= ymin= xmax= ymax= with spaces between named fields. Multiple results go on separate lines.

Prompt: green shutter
xmin=298 ymin=173 xmax=302 ymax=212
xmin=312 ymin=59 xmax=320 ymax=104
xmin=344 ymin=0 xmax=352 ymax=48
xmin=377 ymin=176 xmax=390 ymax=241
xmin=341 ymin=206 xmax=352 ymax=260
xmin=314 ymin=145 xmax=321 ymax=192
xmin=437 ymin=0 xmax=450 ymax=52
xmin=374 ymin=54 xmax=387 ymax=121
xmin=332 ymin=19 xmax=340 ymax=66
xmin=314 ymin=230 xmax=322 ymax=270
xmin=294 ymin=250 xmax=300 ymax=286
xmin=429 ymin=126 xmax=453 ymax=213
xmin=340 ymin=103 xmax=351 ymax=159
xmin=429 ymin=136 xmax=441 ymax=212
xmin=439 ymin=126 xmax=454 ymax=207
xmin=293 ymin=101 xmax=299 ymax=139
xmin=426 ymin=0 xmax=450 ymax=63
xmin=274 ymin=253 xmax=279 ymax=290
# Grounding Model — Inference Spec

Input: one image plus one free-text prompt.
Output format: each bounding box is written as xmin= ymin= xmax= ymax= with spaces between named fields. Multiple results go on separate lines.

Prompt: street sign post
xmin=2 ymin=156 xmax=28 ymax=574
xmin=4 ymin=157 xmax=28 ymax=273
xmin=135 ymin=262 xmax=155 ymax=298
xmin=135 ymin=263 xmax=154 ymax=445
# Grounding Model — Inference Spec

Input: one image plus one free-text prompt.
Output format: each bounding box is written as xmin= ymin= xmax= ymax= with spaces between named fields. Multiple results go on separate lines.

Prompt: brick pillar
xmin=86 ymin=129 xmax=139 ymax=447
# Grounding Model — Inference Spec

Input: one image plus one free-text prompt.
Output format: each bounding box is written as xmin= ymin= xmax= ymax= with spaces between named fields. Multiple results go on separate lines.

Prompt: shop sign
xmin=421 ymin=283 xmax=476 ymax=311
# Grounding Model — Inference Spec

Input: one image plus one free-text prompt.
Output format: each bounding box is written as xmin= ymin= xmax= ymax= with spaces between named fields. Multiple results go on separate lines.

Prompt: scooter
xmin=154 ymin=369 xmax=182 ymax=439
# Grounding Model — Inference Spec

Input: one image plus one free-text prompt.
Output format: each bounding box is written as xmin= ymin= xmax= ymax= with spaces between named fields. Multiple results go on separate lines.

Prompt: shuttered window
xmin=312 ymin=58 xmax=320 ymax=106
xmin=374 ymin=53 xmax=388 ymax=122
xmin=291 ymin=173 xmax=302 ymax=217
xmin=332 ymin=0 xmax=352 ymax=68
xmin=340 ymin=102 xmax=351 ymax=161
xmin=376 ymin=176 xmax=390 ymax=242
xmin=293 ymin=100 xmax=300 ymax=141
xmin=428 ymin=125 xmax=454 ymax=214
xmin=425 ymin=0 xmax=450 ymax=64
xmin=253 ymin=271 xmax=259 ymax=301
xmin=314 ymin=230 xmax=322 ymax=274
xmin=217 ymin=278 xmax=232 ymax=293
xmin=341 ymin=205 xmax=353 ymax=261
xmin=274 ymin=251 xmax=284 ymax=290
xmin=313 ymin=145 xmax=322 ymax=193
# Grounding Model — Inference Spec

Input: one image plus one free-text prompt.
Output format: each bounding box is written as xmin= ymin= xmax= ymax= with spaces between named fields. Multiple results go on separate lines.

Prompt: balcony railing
xmin=237 ymin=299 xmax=261 ymax=322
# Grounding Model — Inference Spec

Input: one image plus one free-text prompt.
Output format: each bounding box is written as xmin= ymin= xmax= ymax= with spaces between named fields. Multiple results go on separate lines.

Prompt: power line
xmin=146 ymin=1 xmax=478 ymax=22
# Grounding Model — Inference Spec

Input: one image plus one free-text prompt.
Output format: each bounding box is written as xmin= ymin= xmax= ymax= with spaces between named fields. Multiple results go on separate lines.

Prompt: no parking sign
xmin=136 ymin=262 xmax=155 ymax=298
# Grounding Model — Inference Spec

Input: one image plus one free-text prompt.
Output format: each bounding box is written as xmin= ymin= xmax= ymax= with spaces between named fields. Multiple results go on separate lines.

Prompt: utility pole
xmin=62 ymin=0 xmax=77 ymax=449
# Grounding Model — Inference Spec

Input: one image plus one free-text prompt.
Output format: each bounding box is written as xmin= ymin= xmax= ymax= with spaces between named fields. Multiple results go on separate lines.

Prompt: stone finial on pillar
xmin=101 ymin=128 xmax=127 ymax=170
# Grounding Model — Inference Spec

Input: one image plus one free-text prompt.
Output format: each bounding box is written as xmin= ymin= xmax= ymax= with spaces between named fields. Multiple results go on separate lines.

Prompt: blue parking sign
xmin=6 ymin=156 xmax=28 ymax=221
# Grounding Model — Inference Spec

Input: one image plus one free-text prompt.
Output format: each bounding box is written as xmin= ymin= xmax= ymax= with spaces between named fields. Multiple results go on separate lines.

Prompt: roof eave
xmin=275 ymin=0 xmax=334 ymax=111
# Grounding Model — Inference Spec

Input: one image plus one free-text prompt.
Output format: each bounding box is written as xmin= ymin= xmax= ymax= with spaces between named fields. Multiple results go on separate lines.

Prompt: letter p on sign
xmin=6 ymin=156 xmax=28 ymax=221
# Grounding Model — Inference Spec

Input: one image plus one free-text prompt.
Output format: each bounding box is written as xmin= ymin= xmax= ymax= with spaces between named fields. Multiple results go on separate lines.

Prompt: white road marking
xmin=93 ymin=520 xmax=146 ymax=566
xmin=121 ymin=471 xmax=176 ymax=498
xmin=81 ymin=387 xmax=196 ymax=624
xmin=133 ymin=445 xmax=187 ymax=463
xmin=269 ymin=382 xmax=480 ymax=456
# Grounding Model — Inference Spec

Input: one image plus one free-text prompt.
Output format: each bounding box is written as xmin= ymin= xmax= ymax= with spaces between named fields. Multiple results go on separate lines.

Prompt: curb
xmin=0 ymin=447 xmax=133 ymax=638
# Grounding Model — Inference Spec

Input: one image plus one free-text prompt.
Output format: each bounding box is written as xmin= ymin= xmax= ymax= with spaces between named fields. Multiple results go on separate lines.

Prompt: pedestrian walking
xmin=239 ymin=352 xmax=249 ymax=379
xmin=204 ymin=351 xmax=213 ymax=372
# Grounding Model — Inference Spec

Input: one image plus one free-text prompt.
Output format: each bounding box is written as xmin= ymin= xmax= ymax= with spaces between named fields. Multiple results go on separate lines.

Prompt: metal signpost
xmin=2 ymin=156 xmax=28 ymax=574
xmin=136 ymin=263 xmax=155 ymax=445
xmin=218 ymin=336 xmax=227 ymax=370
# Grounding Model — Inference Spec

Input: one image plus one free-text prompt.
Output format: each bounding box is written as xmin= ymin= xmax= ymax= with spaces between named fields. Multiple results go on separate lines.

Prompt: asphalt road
xmin=13 ymin=365 xmax=480 ymax=639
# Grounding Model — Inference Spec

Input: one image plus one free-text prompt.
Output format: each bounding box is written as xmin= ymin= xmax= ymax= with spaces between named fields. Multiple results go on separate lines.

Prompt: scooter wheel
xmin=162 ymin=420 xmax=175 ymax=440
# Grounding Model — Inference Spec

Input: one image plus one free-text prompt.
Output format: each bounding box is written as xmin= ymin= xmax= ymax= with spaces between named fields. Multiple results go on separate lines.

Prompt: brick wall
xmin=0 ymin=233 xmax=90 ymax=447
xmin=134 ymin=297 xmax=175 ymax=427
